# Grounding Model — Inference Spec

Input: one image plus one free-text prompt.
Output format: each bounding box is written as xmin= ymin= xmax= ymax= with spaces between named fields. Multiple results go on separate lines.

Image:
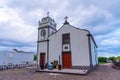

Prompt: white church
xmin=37 ymin=13 xmax=98 ymax=72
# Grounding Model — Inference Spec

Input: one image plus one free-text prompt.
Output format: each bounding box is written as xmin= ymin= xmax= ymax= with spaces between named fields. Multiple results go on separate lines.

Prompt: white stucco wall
xmin=0 ymin=51 xmax=9 ymax=65
xmin=90 ymin=37 xmax=98 ymax=67
xmin=12 ymin=52 xmax=34 ymax=64
xmin=38 ymin=42 xmax=48 ymax=64
xmin=0 ymin=51 xmax=34 ymax=65
xmin=49 ymin=30 xmax=62 ymax=64
xmin=70 ymin=29 xmax=90 ymax=66
xmin=49 ymin=24 xmax=91 ymax=67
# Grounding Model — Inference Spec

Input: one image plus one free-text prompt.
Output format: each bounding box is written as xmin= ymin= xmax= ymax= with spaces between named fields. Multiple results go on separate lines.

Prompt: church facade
xmin=37 ymin=15 xmax=98 ymax=71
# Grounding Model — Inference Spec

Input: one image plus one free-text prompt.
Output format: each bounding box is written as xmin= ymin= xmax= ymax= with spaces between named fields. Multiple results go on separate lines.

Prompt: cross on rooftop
xmin=64 ymin=16 xmax=69 ymax=25
xmin=47 ymin=11 xmax=49 ymax=17
xmin=64 ymin=16 xmax=68 ymax=21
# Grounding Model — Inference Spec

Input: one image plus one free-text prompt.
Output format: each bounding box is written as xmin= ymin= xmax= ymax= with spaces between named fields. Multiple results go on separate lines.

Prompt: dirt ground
xmin=0 ymin=63 xmax=120 ymax=80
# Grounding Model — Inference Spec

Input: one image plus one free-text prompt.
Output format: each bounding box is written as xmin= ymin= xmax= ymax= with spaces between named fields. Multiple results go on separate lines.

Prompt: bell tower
xmin=38 ymin=12 xmax=57 ymax=41
xmin=37 ymin=12 xmax=57 ymax=69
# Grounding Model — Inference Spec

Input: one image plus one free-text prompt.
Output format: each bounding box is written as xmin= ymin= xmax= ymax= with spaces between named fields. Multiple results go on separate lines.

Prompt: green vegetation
xmin=98 ymin=56 xmax=120 ymax=64
xmin=108 ymin=56 xmax=116 ymax=61
xmin=115 ymin=56 xmax=120 ymax=61
xmin=98 ymin=62 xmax=107 ymax=64
xmin=98 ymin=57 xmax=107 ymax=62
xmin=34 ymin=54 xmax=37 ymax=61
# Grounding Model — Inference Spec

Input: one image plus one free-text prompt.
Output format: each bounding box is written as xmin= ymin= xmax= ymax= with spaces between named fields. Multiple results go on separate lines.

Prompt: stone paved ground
xmin=38 ymin=68 xmax=88 ymax=74
xmin=0 ymin=63 xmax=120 ymax=80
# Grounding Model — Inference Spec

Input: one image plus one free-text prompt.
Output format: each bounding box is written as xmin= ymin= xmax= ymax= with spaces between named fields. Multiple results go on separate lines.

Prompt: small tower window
xmin=41 ymin=29 xmax=46 ymax=40
xmin=62 ymin=33 xmax=70 ymax=44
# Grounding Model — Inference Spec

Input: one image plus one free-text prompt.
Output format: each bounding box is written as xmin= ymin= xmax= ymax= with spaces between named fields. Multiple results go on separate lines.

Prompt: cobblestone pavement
xmin=0 ymin=64 xmax=120 ymax=80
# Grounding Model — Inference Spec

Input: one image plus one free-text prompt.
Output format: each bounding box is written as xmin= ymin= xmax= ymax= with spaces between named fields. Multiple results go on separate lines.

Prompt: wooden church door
xmin=62 ymin=52 xmax=71 ymax=68
xmin=40 ymin=53 xmax=45 ymax=66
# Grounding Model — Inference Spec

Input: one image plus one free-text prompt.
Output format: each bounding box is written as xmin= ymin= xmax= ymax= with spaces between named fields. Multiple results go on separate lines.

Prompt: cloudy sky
xmin=0 ymin=0 xmax=120 ymax=57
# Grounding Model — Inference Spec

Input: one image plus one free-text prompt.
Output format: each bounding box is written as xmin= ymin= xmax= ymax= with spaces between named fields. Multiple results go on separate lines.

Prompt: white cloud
xmin=0 ymin=7 xmax=22 ymax=23
xmin=29 ymin=9 xmax=44 ymax=18
xmin=0 ymin=6 xmax=37 ymax=44
xmin=0 ymin=0 xmax=120 ymax=57
xmin=0 ymin=46 xmax=36 ymax=52
xmin=96 ymin=29 xmax=120 ymax=46
xmin=62 ymin=4 xmax=113 ymax=31
xmin=98 ymin=52 xmax=120 ymax=57
xmin=101 ymin=38 xmax=120 ymax=46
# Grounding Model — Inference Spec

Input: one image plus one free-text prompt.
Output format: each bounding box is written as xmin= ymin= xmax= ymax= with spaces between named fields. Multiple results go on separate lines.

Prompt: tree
xmin=34 ymin=54 xmax=37 ymax=61
xmin=115 ymin=56 xmax=120 ymax=61
xmin=98 ymin=57 xmax=107 ymax=62
xmin=108 ymin=56 xmax=116 ymax=61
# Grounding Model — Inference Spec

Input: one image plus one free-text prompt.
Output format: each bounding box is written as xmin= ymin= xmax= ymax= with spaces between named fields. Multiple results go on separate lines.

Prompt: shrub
xmin=115 ymin=56 xmax=120 ymax=61
xmin=34 ymin=54 xmax=37 ymax=61
xmin=98 ymin=57 xmax=107 ymax=62
xmin=108 ymin=56 xmax=116 ymax=61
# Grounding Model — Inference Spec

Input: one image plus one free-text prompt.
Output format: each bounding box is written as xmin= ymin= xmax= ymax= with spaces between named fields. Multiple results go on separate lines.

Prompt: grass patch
xmin=98 ymin=62 xmax=107 ymax=64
